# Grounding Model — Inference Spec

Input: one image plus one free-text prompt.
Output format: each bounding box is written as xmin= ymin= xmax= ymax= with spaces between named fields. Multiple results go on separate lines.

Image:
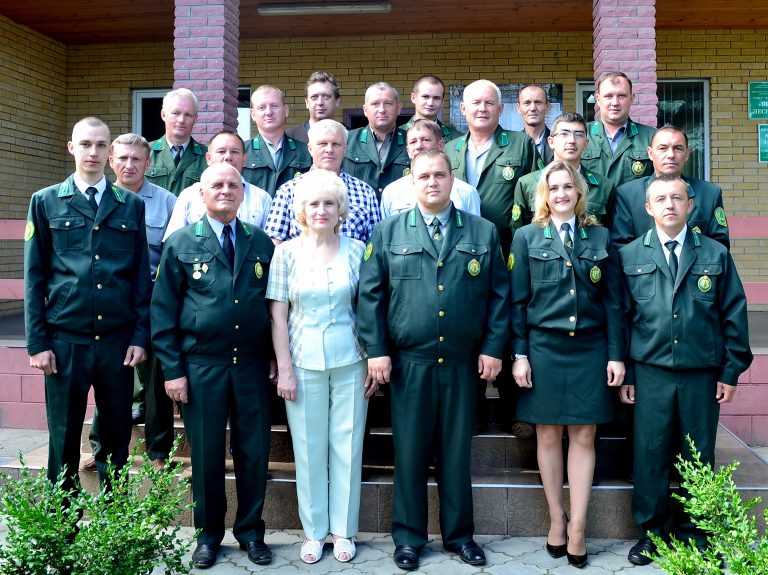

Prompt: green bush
xmin=0 ymin=439 xmax=195 ymax=575
xmin=650 ymin=436 xmax=768 ymax=575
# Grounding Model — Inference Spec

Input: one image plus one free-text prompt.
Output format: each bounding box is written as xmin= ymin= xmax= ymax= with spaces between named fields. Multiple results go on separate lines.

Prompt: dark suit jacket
xmin=242 ymin=133 xmax=311 ymax=197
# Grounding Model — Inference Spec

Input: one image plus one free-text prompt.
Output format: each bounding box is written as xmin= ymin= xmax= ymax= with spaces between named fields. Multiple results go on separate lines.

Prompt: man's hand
xmin=30 ymin=350 xmax=57 ymax=375
xmin=716 ymin=382 xmax=737 ymax=404
xmin=478 ymin=355 xmax=502 ymax=381
xmin=165 ymin=377 xmax=189 ymax=403
xmin=124 ymin=346 xmax=147 ymax=367
xmin=269 ymin=360 xmax=278 ymax=384
xmin=619 ymin=384 xmax=635 ymax=404
xmin=368 ymin=356 xmax=392 ymax=385
xmin=606 ymin=361 xmax=626 ymax=387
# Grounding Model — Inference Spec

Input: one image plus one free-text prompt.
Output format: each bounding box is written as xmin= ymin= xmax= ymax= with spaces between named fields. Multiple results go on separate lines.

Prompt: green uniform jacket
xmin=24 ymin=176 xmax=151 ymax=354
xmin=242 ymin=134 xmax=311 ymax=197
xmin=151 ymin=218 xmax=274 ymax=380
xmin=509 ymin=221 xmax=626 ymax=358
xmin=446 ymin=127 xmax=540 ymax=253
xmin=511 ymin=164 xmax=616 ymax=236
xmin=581 ymin=119 xmax=656 ymax=189
xmin=610 ymin=174 xmax=730 ymax=249
xmin=400 ymin=115 xmax=463 ymax=142
xmin=145 ymin=136 xmax=208 ymax=197
xmin=357 ymin=207 xmax=510 ymax=364
xmin=619 ymin=228 xmax=752 ymax=385
xmin=343 ymin=126 xmax=410 ymax=198
xmin=528 ymin=126 xmax=554 ymax=168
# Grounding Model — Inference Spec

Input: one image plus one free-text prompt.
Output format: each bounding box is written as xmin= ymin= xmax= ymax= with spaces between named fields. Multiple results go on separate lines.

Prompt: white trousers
xmin=287 ymin=360 xmax=368 ymax=539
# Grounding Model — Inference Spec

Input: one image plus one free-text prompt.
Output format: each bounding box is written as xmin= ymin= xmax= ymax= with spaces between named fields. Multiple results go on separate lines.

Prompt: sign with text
xmin=759 ymin=125 xmax=768 ymax=163
xmin=748 ymin=82 xmax=768 ymax=120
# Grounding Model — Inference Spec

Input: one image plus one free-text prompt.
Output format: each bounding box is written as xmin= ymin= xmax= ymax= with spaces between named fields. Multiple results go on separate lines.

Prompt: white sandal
xmin=300 ymin=539 xmax=324 ymax=564
xmin=333 ymin=537 xmax=356 ymax=562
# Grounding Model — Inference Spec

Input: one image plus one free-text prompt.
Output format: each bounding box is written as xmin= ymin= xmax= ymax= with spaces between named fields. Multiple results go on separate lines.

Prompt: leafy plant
xmin=0 ymin=439 xmax=196 ymax=575
xmin=649 ymin=435 xmax=768 ymax=575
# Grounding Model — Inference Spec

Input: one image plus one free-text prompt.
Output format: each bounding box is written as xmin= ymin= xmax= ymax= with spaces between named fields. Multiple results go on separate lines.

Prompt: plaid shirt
xmin=264 ymin=170 xmax=381 ymax=242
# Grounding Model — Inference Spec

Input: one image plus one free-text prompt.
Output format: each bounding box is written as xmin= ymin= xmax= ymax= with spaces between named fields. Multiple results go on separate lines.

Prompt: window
xmin=577 ymin=79 xmax=709 ymax=179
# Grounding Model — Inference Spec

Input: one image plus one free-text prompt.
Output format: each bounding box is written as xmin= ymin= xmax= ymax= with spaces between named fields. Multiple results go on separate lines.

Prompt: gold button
xmin=438 ymin=285 xmax=444 ymax=291
xmin=439 ymin=310 xmax=445 ymax=317
xmin=674 ymin=339 xmax=678 ymax=344
xmin=569 ymin=289 xmax=575 ymax=296
xmin=566 ymin=261 xmax=572 ymax=267
xmin=439 ymin=336 xmax=445 ymax=342
xmin=673 ymin=314 xmax=678 ymax=319
xmin=234 ymin=299 xmax=239 ymax=304
xmin=94 ymin=335 xmax=100 ymax=341
xmin=402 ymin=248 xmax=407 ymax=253
xmin=65 ymin=221 xmax=70 ymax=227
xmin=637 ymin=268 xmax=642 ymax=273
xmin=438 ymin=261 xmax=444 ymax=267
xmin=569 ymin=316 xmax=576 ymax=322
xmin=593 ymin=255 xmax=598 ymax=260
xmin=97 ymin=315 xmax=103 ymax=320
xmin=438 ymin=358 xmax=444 ymax=364
xmin=569 ymin=331 xmax=575 ymax=337
xmin=97 ymin=283 xmax=103 ymax=289
xmin=94 ymin=225 xmax=99 ymax=230
xmin=542 ymin=252 xmax=548 ymax=257
xmin=94 ymin=255 xmax=100 ymax=260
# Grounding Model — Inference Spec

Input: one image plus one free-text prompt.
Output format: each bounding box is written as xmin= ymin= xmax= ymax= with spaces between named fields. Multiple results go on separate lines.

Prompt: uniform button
xmin=569 ymin=289 xmax=575 ymax=296
xmin=593 ymin=255 xmax=598 ymax=260
xmin=674 ymin=339 xmax=678 ymax=344
xmin=235 ymin=325 xmax=240 ymax=330
xmin=637 ymin=268 xmax=642 ymax=273
xmin=330 ymin=305 xmax=335 ymax=310
xmin=233 ymin=347 xmax=238 ymax=352
xmin=569 ymin=316 xmax=576 ymax=323
xmin=439 ymin=336 xmax=445 ymax=342
xmin=94 ymin=255 xmax=100 ymax=261
xmin=438 ymin=285 xmax=444 ymax=291
xmin=121 ymin=224 xmax=126 ymax=229
xmin=438 ymin=358 xmax=444 ymax=364
xmin=94 ymin=335 xmax=100 ymax=341
xmin=673 ymin=314 xmax=678 ymax=319
xmin=97 ymin=315 xmax=103 ymax=320
xmin=96 ymin=283 xmax=103 ymax=289
xmin=402 ymin=248 xmax=408 ymax=253
xmin=438 ymin=261 xmax=444 ymax=267
xmin=194 ymin=258 xmax=199 ymax=262
xmin=233 ymin=357 xmax=237 ymax=363
xmin=439 ymin=310 xmax=445 ymax=317
xmin=331 ymin=319 xmax=336 ymax=324
xmin=234 ymin=299 xmax=239 ymax=304
xmin=471 ymin=249 xmax=476 ymax=253
xmin=542 ymin=252 xmax=548 ymax=257
xmin=65 ymin=221 xmax=71 ymax=227
xmin=569 ymin=331 xmax=575 ymax=337
xmin=94 ymin=225 xmax=99 ymax=230
xmin=566 ymin=261 xmax=572 ymax=268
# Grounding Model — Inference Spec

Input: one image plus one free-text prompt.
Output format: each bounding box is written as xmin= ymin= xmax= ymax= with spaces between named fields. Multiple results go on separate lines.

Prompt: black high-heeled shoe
xmin=546 ymin=542 xmax=567 ymax=558
xmin=567 ymin=551 xmax=588 ymax=569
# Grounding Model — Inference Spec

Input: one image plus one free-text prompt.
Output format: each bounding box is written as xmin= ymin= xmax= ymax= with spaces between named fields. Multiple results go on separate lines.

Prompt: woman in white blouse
xmin=267 ymin=169 xmax=376 ymax=564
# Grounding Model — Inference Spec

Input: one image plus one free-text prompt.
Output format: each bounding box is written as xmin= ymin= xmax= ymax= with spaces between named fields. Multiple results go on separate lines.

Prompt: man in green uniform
xmin=517 ymin=84 xmax=554 ymax=166
xmin=581 ymin=72 xmax=656 ymax=189
xmin=512 ymin=112 xmax=616 ymax=234
xmin=343 ymin=81 xmax=410 ymax=198
xmin=151 ymin=163 xmax=275 ymax=569
xmin=24 ymin=117 xmax=151 ymax=492
xmin=285 ymin=71 xmax=342 ymax=143
xmin=400 ymin=75 xmax=462 ymax=142
xmin=446 ymin=78 xmax=539 ymax=437
xmin=618 ymin=175 xmax=752 ymax=566
xmin=145 ymin=88 xmax=208 ymax=196
xmin=357 ymin=149 xmax=509 ymax=571
xmin=243 ymin=85 xmax=311 ymax=196
xmin=611 ymin=125 xmax=730 ymax=248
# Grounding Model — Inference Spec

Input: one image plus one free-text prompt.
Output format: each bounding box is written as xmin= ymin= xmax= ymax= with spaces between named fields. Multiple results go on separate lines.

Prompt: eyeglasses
xmin=553 ymin=130 xmax=587 ymax=140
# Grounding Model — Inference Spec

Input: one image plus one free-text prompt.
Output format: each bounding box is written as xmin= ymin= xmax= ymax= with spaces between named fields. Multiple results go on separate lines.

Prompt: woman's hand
xmin=363 ymin=371 xmax=379 ymax=399
xmin=512 ymin=357 xmax=533 ymax=388
xmin=277 ymin=368 xmax=298 ymax=401
xmin=606 ymin=360 xmax=626 ymax=387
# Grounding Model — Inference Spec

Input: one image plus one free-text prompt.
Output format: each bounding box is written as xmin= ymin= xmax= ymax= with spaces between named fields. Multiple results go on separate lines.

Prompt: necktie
xmin=665 ymin=240 xmax=678 ymax=280
xmin=429 ymin=216 xmax=443 ymax=250
xmin=561 ymin=222 xmax=573 ymax=256
xmin=172 ymin=145 xmax=183 ymax=167
xmin=86 ymin=186 xmax=98 ymax=214
xmin=222 ymin=224 xmax=235 ymax=268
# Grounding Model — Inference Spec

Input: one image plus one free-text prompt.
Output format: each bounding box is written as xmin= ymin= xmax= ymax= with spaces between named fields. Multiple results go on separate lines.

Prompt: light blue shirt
xmin=206 ymin=215 xmax=237 ymax=249
xmin=464 ymin=137 xmax=493 ymax=188
xmin=135 ymin=179 xmax=176 ymax=281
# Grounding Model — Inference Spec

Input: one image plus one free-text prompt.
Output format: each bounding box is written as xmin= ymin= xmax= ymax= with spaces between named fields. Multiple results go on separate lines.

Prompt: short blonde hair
xmin=532 ymin=161 xmax=591 ymax=228
xmin=293 ymin=169 xmax=349 ymax=234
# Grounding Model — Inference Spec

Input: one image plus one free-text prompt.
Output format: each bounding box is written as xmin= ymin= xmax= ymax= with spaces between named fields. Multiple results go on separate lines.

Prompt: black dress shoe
xmin=628 ymin=537 xmax=656 ymax=566
xmin=131 ymin=407 xmax=145 ymax=424
xmin=192 ymin=543 xmax=219 ymax=569
xmin=240 ymin=540 xmax=272 ymax=565
xmin=445 ymin=540 xmax=486 ymax=566
xmin=567 ymin=550 xmax=588 ymax=568
xmin=546 ymin=541 xmax=567 ymax=558
xmin=393 ymin=544 xmax=419 ymax=571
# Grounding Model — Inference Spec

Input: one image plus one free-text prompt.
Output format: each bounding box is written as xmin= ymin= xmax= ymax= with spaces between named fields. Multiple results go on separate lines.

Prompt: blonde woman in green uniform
xmin=510 ymin=161 xmax=627 ymax=568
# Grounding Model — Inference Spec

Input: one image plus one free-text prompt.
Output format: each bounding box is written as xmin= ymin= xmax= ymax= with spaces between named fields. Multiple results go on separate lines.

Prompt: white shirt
xmin=656 ymin=226 xmax=687 ymax=265
xmin=550 ymin=215 xmax=577 ymax=248
xmin=73 ymin=175 xmax=106 ymax=205
xmin=163 ymin=177 xmax=272 ymax=241
xmin=379 ymin=175 xmax=482 ymax=219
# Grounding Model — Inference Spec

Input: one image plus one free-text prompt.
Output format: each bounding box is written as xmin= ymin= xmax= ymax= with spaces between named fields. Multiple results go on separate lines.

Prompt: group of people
xmin=24 ymin=69 xmax=753 ymax=572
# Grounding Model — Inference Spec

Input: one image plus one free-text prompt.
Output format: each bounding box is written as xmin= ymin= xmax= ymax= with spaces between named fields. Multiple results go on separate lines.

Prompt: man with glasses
xmin=512 ymin=112 xmax=616 ymax=234
xmin=343 ymin=82 xmax=409 ymax=198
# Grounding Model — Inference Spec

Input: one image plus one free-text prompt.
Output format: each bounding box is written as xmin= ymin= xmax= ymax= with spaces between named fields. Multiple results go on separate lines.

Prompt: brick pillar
xmin=174 ymin=0 xmax=240 ymax=143
xmin=593 ymin=0 xmax=658 ymax=127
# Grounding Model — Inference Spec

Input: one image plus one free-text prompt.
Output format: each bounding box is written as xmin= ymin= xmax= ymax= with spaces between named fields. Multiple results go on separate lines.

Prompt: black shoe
xmin=445 ymin=540 xmax=486 ymax=566
xmin=546 ymin=542 xmax=567 ymax=558
xmin=192 ymin=543 xmax=219 ymax=569
xmin=628 ymin=537 xmax=656 ymax=566
xmin=131 ymin=407 xmax=145 ymax=424
xmin=240 ymin=540 xmax=272 ymax=565
xmin=393 ymin=544 xmax=419 ymax=571
xmin=567 ymin=551 xmax=588 ymax=568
